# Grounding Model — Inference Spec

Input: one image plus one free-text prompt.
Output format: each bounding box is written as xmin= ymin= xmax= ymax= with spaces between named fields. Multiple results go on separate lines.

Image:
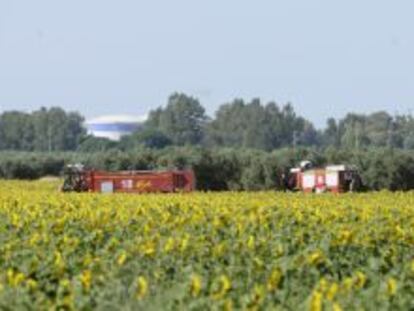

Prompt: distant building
xmin=85 ymin=115 xmax=146 ymax=141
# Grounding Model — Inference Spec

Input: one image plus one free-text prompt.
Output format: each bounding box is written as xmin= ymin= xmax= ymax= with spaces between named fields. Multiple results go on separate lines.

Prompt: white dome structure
xmin=85 ymin=115 xmax=147 ymax=141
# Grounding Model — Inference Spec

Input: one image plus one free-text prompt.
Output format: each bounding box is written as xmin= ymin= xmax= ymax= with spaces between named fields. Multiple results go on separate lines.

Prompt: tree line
xmin=0 ymin=107 xmax=85 ymax=151
xmin=121 ymin=93 xmax=414 ymax=151
xmin=1 ymin=94 xmax=414 ymax=190
xmin=0 ymin=147 xmax=413 ymax=191
xmin=1 ymin=93 xmax=414 ymax=151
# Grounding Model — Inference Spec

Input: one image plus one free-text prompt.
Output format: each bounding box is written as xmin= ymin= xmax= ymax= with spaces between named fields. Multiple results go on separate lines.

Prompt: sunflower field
xmin=0 ymin=180 xmax=414 ymax=310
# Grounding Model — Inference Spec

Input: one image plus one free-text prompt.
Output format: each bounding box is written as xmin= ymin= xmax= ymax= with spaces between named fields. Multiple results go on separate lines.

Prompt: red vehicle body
xmin=62 ymin=165 xmax=195 ymax=193
xmin=86 ymin=170 xmax=195 ymax=193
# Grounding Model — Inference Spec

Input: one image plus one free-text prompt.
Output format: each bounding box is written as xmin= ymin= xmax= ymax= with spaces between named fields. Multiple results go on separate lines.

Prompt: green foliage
xmin=0 ymin=152 xmax=67 ymax=179
xmin=0 ymin=111 xmax=34 ymax=150
xmin=332 ymin=111 xmax=414 ymax=150
xmin=1 ymin=94 xmax=414 ymax=153
xmin=0 ymin=107 xmax=85 ymax=151
xmin=146 ymin=93 xmax=207 ymax=146
xmin=205 ymin=99 xmax=318 ymax=150
xmin=120 ymin=128 xmax=172 ymax=149
xmin=77 ymin=136 xmax=118 ymax=152
xmin=356 ymin=149 xmax=414 ymax=191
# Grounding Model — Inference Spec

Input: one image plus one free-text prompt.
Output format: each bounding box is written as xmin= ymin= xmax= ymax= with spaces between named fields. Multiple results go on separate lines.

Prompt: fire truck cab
xmin=287 ymin=161 xmax=361 ymax=193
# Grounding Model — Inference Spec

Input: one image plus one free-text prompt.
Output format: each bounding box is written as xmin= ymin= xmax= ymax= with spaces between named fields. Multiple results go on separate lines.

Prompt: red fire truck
xmin=286 ymin=161 xmax=362 ymax=193
xmin=61 ymin=164 xmax=195 ymax=193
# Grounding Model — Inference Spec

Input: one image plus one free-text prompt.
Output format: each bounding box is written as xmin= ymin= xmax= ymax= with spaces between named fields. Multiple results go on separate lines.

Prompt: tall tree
xmin=145 ymin=93 xmax=207 ymax=145
xmin=32 ymin=107 xmax=85 ymax=151
xmin=206 ymin=99 xmax=314 ymax=150
xmin=323 ymin=118 xmax=340 ymax=147
xmin=0 ymin=111 xmax=34 ymax=150
xmin=339 ymin=114 xmax=369 ymax=149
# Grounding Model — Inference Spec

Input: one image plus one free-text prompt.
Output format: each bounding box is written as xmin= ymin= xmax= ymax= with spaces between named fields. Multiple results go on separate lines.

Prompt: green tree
xmin=339 ymin=114 xmax=369 ymax=149
xmin=323 ymin=118 xmax=340 ymax=147
xmin=206 ymin=99 xmax=313 ymax=150
xmin=32 ymin=107 xmax=85 ymax=151
xmin=365 ymin=111 xmax=392 ymax=147
xmin=0 ymin=111 xmax=34 ymax=150
xmin=146 ymin=93 xmax=207 ymax=146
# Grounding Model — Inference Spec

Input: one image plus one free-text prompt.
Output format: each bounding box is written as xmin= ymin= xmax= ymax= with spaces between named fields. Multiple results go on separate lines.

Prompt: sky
xmin=0 ymin=0 xmax=413 ymax=128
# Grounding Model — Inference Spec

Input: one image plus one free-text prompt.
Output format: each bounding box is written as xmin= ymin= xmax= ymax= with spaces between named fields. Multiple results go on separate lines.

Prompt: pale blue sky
xmin=0 ymin=0 xmax=413 ymax=127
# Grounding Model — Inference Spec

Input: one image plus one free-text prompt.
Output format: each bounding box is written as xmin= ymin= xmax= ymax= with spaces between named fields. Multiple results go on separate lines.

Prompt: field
xmin=0 ymin=181 xmax=414 ymax=310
